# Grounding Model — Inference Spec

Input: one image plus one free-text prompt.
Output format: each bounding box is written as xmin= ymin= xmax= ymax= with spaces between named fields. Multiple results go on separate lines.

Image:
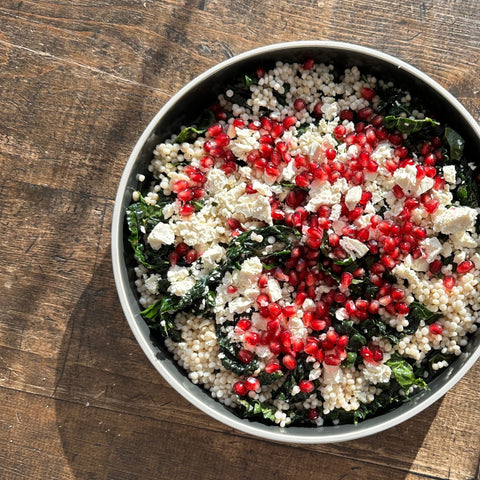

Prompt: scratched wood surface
xmin=1 ymin=1 xmax=480 ymax=479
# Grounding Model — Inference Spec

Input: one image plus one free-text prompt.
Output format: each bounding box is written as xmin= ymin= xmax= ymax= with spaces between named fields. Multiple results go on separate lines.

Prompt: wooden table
xmin=1 ymin=1 xmax=479 ymax=479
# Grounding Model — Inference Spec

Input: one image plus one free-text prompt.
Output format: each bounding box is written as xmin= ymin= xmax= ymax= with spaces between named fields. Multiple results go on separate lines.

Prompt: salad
xmin=126 ymin=59 xmax=480 ymax=427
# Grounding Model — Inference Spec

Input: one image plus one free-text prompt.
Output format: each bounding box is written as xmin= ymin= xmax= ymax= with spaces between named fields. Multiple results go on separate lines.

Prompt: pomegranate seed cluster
xmin=130 ymin=60 xmax=480 ymax=427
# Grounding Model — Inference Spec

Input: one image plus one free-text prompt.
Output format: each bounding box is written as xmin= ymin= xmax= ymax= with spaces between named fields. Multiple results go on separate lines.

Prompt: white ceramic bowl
xmin=112 ymin=41 xmax=480 ymax=443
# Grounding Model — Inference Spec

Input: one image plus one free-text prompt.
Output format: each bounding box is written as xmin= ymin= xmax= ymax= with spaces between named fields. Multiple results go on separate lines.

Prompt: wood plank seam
xmin=0 ymin=37 xmax=165 ymax=93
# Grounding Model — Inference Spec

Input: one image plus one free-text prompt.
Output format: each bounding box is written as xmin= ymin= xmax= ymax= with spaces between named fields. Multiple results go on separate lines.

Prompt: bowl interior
xmin=112 ymin=41 xmax=480 ymax=443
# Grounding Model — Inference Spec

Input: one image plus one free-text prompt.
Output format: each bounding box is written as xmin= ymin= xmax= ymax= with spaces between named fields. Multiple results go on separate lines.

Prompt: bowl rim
xmin=112 ymin=40 xmax=480 ymax=443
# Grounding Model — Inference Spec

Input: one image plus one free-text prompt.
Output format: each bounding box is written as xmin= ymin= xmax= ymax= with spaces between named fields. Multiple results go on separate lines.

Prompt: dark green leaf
xmin=386 ymin=355 xmax=428 ymax=393
xmin=383 ymin=116 xmax=439 ymax=134
xmin=125 ymin=196 xmax=172 ymax=270
xmin=405 ymin=301 xmax=442 ymax=334
xmin=443 ymin=127 xmax=465 ymax=162
xmin=175 ymin=126 xmax=206 ymax=144
xmin=215 ymin=323 xmax=259 ymax=376
xmin=272 ymin=83 xmax=290 ymax=106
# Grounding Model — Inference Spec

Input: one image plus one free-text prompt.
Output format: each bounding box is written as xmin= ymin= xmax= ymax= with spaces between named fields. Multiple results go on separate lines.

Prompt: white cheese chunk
xmin=345 ymin=185 xmax=362 ymax=211
xmin=267 ymin=278 xmax=283 ymax=302
xmin=144 ymin=274 xmax=160 ymax=295
xmin=443 ymin=165 xmax=456 ymax=184
xmin=306 ymin=180 xmax=341 ymax=211
xmin=339 ymin=237 xmax=369 ymax=259
xmin=201 ymin=245 xmax=226 ymax=270
xmin=235 ymin=193 xmax=272 ymax=224
xmin=422 ymin=237 xmax=442 ymax=263
xmin=393 ymin=164 xmax=434 ymax=195
xmin=451 ymin=231 xmax=478 ymax=249
xmin=433 ymin=206 xmax=478 ymax=234
xmin=148 ymin=222 xmax=175 ymax=250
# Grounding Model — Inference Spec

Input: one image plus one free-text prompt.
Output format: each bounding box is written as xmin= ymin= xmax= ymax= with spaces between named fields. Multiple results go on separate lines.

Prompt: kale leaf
xmin=383 ymin=116 xmax=439 ymax=134
xmin=125 ymin=195 xmax=172 ymax=271
xmin=404 ymin=301 xmax=442 ymax=335
xmin=443 ymin=127 xmax=465 ymax=162
xmin=386 ymin=355 xmax=428 ymax=393
xmin=215 ymin=323 xmax=258 ymax=376
xmin=141 ymin=225 xmax=300 ymax=339
xmin=174 ymin=109 xmax=215 ymax=143
xmin=236 ymin=398 xmax=278 ymax=423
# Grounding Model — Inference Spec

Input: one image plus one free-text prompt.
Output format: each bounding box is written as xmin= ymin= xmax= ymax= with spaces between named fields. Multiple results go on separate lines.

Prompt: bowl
xmin=111 ymin=40 xmax=480 ymax=443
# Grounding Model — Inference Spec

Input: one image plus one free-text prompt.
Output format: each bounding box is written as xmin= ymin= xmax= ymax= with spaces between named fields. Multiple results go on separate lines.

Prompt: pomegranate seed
xmin=304 ymin=341 xmax=319 ymax=356
xmin=238 ymin=349 xmax=253 ymax=364
xmin=307 ymin=408 xmax=319 ymax=421
xmin=379 ymin=295 xmax=392 ymax=306
xmin=245 ymin=376 xmax=260 ymax=391
xmin=268 ymin=303 xmax=282 ymax=318
xmin=311 ymin=318 xmax=327 ymax=331
xmin=341 ymin=272 xmax=353 ymax=288
xmin=345 ymin=300 xmax=357 ymax=316
xmin=283 ymin=116 xmax=297 ymax=129
xmin=433 ymin=176 xmax=445 ymax=190
xmin=282 ymin=354 xmax=297 ymax=371
xmin=185 ymin=248 xmax=198 ymax=263
xmin=295 ymin=172 xmax=312 ymax=188
xmin=412 ymin=226 xmax=427 ymax=240
xmin=367 ymin=300 xmax=380 ymax=314
xmin=312 ymin=101 xmax=323 ymax=117
xmin=340 ymin=109 xmax=354 ymax=121
xmin=303 ymin=58 xmax=315 ymax=69
xmin=244 ymin=331 xmax=260 ymax=346
xmin=236 ymin=318 xmax=251 ymax=332
xmin=360 ymin=86 xmax=376 ymax=101
xmin=265 ymin=360 xmax=281 ymax=374
xmin=324 ymin=354 xmax=341 ymax=366
xmin=372 ymin=348 xmax=384 ymax=362
xmin=429 ymin=322 xmax=443 ymax=335
xmin=334 ymin=125 xmax=346 ymax=139
xmin=227 ymin=217 xmax=242 ymax=230
xmin=390 ymin=288 xmax=405 ymax=301
xmin=245 ymin=183 xmax=258 ymax=194
xmin=199 ymin=155 xmax=214 ymax=169
xmin=429 ymin=259 xmax=443 ymax=274
xmin=443 ymin=275 xmax=455 ymax=290
xmin=357 ymin=107 xmax=374 ymax=121
xmin=179 ymin=203 xmax=195 ymax=216
xmin=424 ymin=153 xmax=436 ymax=166
xmin=366 ymin=158 xmax=379 ymax=172
xmin=394 ymin=145 xmax=409 ymax=159
xmin=168 ymin=251 xmax=179 ymax=266
xmin=233 ymin=381 xmax=247 ymax=396
xmin=176 ymin=188 xmax=194 ymax=202
xmin=299 ymin=380 xmax=315 ymax=393
xmin=257 ymin=294 xmax=270 ymax=307
xmin=172 ymin=180 xmax=189 ymax=193
xmin=457 ymin=260 xmax=474 ymax=274
xmin=396 ymin=302 xmax=410 ymax=315
xmin=360 ymin=346 xmax=372 ymax=361
xmin=392 ymin=185 xmax=404 ymax=199
xmin=232 ymin=118 xmax=245 ymax=128
xmin=269 ymin=340 xmax=282 ymax=355
xmin=424 ymin=199 xmax=439 ymax=214
xmin=294 ymin=98 xmax=306 ymax=111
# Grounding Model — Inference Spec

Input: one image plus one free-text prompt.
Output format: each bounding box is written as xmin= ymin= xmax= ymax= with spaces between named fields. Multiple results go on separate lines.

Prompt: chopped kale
xmin=404 ymin=301 xmax=443 ymax=335
xmin=383 ymin=115 xmax=439 ymax=134
xmin=125 ymin=195 xmax=173 ymax=271
xmin=386 ymin=355 xmax=428 ymax=393
xmin=443 ymin=126 xmax=465 ymax=162
xmin=141 ymin=225 xmax=300 ymax=339
xmin=272 ymin=83 xmax=290 ymax=106
xmin=215 ymin=323 xmax=259 ymax=376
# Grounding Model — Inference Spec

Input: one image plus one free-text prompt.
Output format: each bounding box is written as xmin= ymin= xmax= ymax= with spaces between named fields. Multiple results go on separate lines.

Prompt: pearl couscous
xmin=127 ymin=59 xmax=480 ymax=427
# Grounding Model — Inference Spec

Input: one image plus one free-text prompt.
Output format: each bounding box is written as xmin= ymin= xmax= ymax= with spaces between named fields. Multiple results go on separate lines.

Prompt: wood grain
xmin=1 ymin=0 xmax=480 ymax=479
